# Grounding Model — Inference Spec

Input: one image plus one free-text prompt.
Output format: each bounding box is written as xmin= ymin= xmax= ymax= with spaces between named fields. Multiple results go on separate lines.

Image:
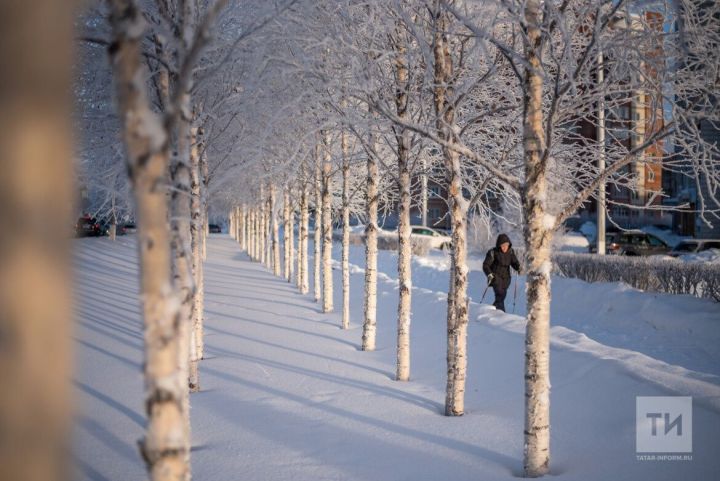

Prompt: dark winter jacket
xmin=482 ymin=234 xmax=521 ymax=289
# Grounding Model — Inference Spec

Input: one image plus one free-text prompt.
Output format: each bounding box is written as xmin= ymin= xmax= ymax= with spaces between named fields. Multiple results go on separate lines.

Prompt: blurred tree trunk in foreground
xmin=0 ymin=1 xmax=76 ymax=481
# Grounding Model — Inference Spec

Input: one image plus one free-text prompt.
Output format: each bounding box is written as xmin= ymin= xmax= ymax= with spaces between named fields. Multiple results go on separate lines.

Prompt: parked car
xmin=101 ymin=221 xmax=127 ymax=236
xmin=121 ymin=222 xmax=137 ymax=234
xmin=409 ymin=226 xmax=452 ymax=250
xmin=669 ymin=239 xmax=720 ymax=257
xmin=208 ymin=224 xmax=222 ymax=234
xmin=608 ymin=230 xmax=670 ymax=256
xmin=588 ymin=231 xmax=619 ymax=254
xmin=562 ymin=216 xmax=584 ymax=233
xmin=75 ymin=215 xmax=104 ymax=237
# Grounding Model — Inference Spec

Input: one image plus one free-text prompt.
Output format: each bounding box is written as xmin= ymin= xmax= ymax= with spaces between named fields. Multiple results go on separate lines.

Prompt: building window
xmin=429 ymin=185 xmax=442 ymax=198
xmin=429 ymin=208 xmax=441 ymax=220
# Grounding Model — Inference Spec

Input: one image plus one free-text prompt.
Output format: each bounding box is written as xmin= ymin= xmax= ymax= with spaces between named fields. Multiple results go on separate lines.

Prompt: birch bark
xmin=0 ymin=2 xmax=74 ymax=479
xmin=259 ymin=185 xmax=267 ymax=266
xmin=299 ymin=179 xmax=310 ymax=294
xmin=321 ymin=131 xmax=334 ymax=313
xmin=271 ymin=184 xmax=281 ymax=276
xmin=107 ymin=2 xmax=189 ymax=479
xmin=189 ymin=127 xmax=203 ymax=392
xmin=432 ymin=5 xmax=469 ymax=416
xmin=313 ymin=145 xmax=323 ymax=303
xmin=522 ymin=1 xmax=552 ymax=476
xmin=200 ymin=149 xmax=208 ymax=261
xmin=361 ymin=130 xmax=379 ymax=351
xmin=394 ymin=34 xmax=412 ymax=382
xmin=341 ymin=129 xmax=350 ymax=329
xmin=283 ymin=188 xmax=291 ymax=280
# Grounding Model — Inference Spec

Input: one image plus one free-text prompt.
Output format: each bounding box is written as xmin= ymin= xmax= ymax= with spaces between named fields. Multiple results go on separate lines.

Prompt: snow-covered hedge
xmin=552 ymin=253 xmax=720 ymax=302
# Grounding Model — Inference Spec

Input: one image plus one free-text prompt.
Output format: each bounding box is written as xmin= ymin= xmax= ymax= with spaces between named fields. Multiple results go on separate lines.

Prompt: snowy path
xmin=74 ymin=235 xmax=720 ymax=481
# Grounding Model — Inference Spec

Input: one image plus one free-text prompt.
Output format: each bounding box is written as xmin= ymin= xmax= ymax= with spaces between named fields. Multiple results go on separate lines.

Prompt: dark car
xmin=562 ymin=216 xmax=584 ymax=232
xmin=208 ymin=224 xmax=222 ymax=234
xmin=75 ymin=215 xmax=104 ymax=237
xmin=100 ymin=221 xmax=127 ymax=236
xmin=608 ymin=230 xmax=669 ymax=256
xmin=669 ymin=239 xmax=720 ymax=257
xmin=588 ymin=231 xmax=620 ymax=254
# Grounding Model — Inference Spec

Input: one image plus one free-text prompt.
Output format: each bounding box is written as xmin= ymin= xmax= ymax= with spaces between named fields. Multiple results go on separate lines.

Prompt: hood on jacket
xmin=496 ymin=233 xmax=512 ymax=248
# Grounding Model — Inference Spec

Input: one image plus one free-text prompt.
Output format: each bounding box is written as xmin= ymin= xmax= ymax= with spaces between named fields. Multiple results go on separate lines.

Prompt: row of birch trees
xmin=3 ymin=1 xmax=718 ymax=481
xmin=219 ymin=0 xmax=720 ymax=477
xmin=81 ymin=1 xmax=300 ymax=480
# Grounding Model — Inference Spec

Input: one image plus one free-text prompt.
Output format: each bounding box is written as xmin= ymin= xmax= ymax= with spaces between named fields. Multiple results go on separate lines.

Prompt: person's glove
xmin=487 ymin=273 xmax=495 ymax=285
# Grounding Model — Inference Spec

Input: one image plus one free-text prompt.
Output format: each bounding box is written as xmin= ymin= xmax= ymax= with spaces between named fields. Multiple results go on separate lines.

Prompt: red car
xmin=75 ymin=215 xmax=103 ymax=237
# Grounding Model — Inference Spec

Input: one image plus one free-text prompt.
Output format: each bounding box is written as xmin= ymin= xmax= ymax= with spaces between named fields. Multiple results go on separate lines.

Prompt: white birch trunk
xmin=362 ymin=131 xmax=379 ymax=351
xmin=259 ymin=185 xmax=267 ymax=266
xmin=395 ymin=36 xmax=412 ymax=382
xmin=255 ymin=204 xmax=261 ymax=262
xmin=321 ymin=131 xmax=334 ymax=313
xmin=295 ymin=178 xmax=303 ymax=287
xmin=0 ymin=2 xmax=74 ymax=478
xmin=241 ymin=204 xmax=247 ymax=252
xmin=283 ymin=189 xmax=291 ymax=279
xmin=522 ymin=1 xmax=552 ymax=476
xmin=170 ymin=112 xmax=194 ymax=477
xmin=189 ymin=127 xmax=202 ymax=392
xmin=236 ymin=206 xmax=241 ymax=244
xmin=432 ymin=6 xmax=470 ymax=417
xmin=313 ymin=147 xmax=323 ymax=303
xmin=107 ymin=3 xmax=189 ymax=478
xmin=288 ymin=196 xmax=295 ymax=283
xmin=109 ymin=196 xmax=118 ymax=241
xmin=299 ymin=180 xmax=310 ymax=294
xmin=200 ymin=150 xmax=208 ymax=261
xmin=249 ymin=207 xmax=256 ymax=260
xmin=265 ymin=191 xmax=272 ymax=270
xmin=251 ymin=206 xmax=256 ymax=260
xmin=271 ymin=185 xmax=281 ymax=276
xmin=341 ymin=129 xmax=350 ymax=329
xmin=244 ymin=205 xmax=250 ymax=252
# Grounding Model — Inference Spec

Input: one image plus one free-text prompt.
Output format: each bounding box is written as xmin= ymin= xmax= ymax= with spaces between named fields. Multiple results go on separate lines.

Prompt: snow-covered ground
xmin=678 ymin=249 xmax=720 ymax=264
xmin=348 ymin=245 xmax=720 ymax=379
xmin=74 ymin=235 xmax=720 ymax=480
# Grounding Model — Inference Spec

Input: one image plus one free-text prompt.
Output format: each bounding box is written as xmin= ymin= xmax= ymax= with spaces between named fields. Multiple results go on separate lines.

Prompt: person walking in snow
xmin=482 ymin=233 xmax=521 ymax=312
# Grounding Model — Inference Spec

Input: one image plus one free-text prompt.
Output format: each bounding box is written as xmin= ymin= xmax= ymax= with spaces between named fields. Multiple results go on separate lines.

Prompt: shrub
xmin=552 ymin=253 xmax=720 ymax=302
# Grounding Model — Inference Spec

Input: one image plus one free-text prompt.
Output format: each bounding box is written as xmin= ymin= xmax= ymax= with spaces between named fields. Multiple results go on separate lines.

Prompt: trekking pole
xmin=512 ymin=273 xmax=518 ymax=313
xmin=481 ymin=272 xmax=496 ymax=304
xmin=480 ymin=283 xmax=490 ymax=303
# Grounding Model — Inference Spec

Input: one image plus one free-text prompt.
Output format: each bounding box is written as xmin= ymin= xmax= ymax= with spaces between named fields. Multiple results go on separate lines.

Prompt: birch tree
xmin=429 ymin=1 xmax=471 ymax=416
xmin=361 ymin=124 xmax=380 ymax=351
xmin=371 ymin=0 xmax=720 ymax=474
xmin=340 ymin=126 xmax=351 ymax=329
xmin=314 ymin=142 xmax=324 ymax=303
xmin=190 ymin=127 xmax=203 ymax=392
xmin=321 ymin=130 xmax=335 ymax=313
xmin=106 ymin=2 xmax=189 ymax=477
xmin=271 ymin=184 xmax=281 ymax=276
xmin=393 ymin=26 xmax=414 ymax=382
xmin=0 ymin=2 xmax=75 ymax=480
xmin=299 ymin=167 xmax=311 ymax=294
